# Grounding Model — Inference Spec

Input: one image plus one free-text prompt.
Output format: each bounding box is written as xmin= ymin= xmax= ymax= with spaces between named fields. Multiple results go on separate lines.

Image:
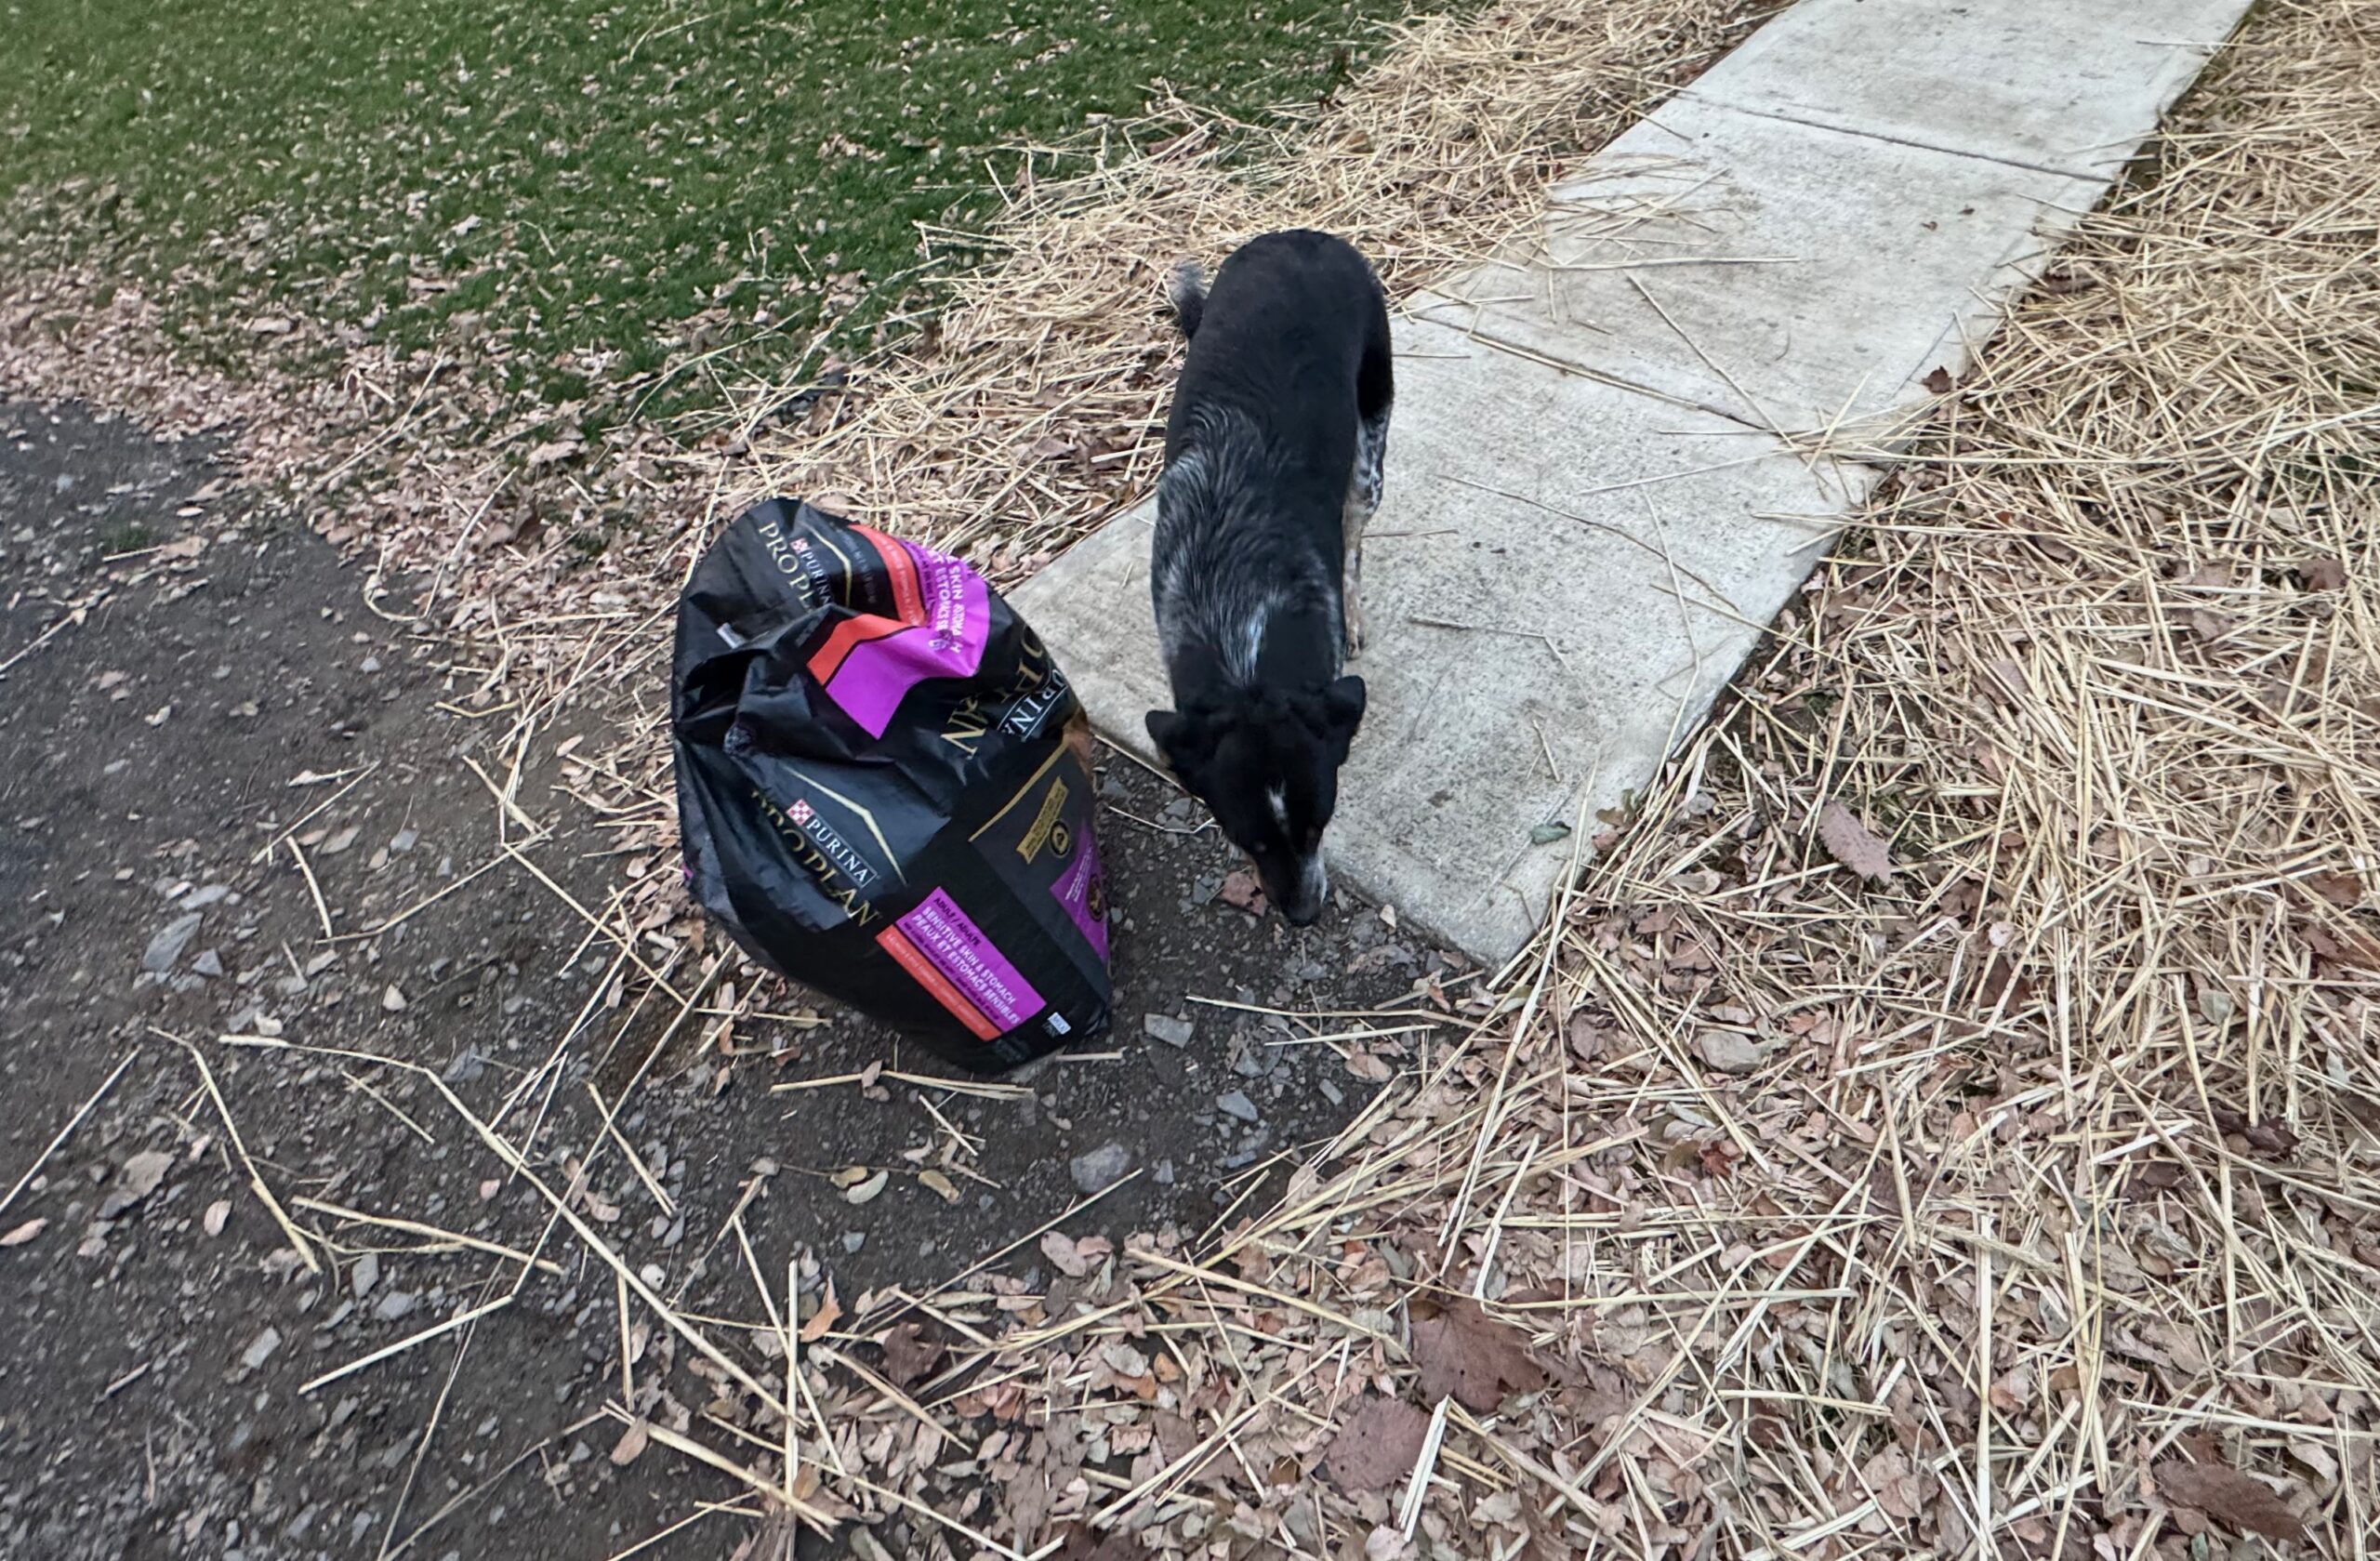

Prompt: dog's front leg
xmin=1342 ymin=543 xmax=1366 ymax=658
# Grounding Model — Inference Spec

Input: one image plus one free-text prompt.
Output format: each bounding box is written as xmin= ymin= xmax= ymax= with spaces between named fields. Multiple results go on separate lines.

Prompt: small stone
xmin=1154 ymin=1159 xmax=1176 ymax=1185
xmin=373 ymin=1290 xmax=416 ymax=1322
xmin=182 ymin=884 xmax=231 ymax=910
xmin=241 ymin=1328 xmax=282 ymax=1369
xmin=1143 ymin=1013 xmax=1195 ymax=1048
xmin=441 ymin=1050 xmax=486 ymax=1083
xmin=381 ymin=985 xmax=406 ymax=1012
xmin=1216 ymin=1091 xmax=1260 ymax=1124
xmin=141 ymin=913 xmax=204 ymax=974
xmin=389 ymin=828 xmax=419 ymax=853
xmin=99 ymin=1150 xmax=174 ymax=1220
xmin=1069 ymin=1143 xmax=1132 ymax=1196
xmin=1318 ymin=1078 xmax=1344 ymax=1105
xmin=841 ymin=1231 xmax=866 ymax=1253
xmin=351 ymin=1251 xmax=380 ymax=1299
xmin=192 ymin=949 xmax=224 ymax=979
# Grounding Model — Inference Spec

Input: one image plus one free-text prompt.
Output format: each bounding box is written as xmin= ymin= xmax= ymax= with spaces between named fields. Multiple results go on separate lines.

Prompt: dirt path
xmin=0 ymin=401 xmax=1457 ymax=1559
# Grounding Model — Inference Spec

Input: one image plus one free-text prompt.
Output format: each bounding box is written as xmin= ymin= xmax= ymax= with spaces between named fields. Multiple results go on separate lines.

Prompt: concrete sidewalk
xmin=1015 ymin=0 xmax=2253 ymax=966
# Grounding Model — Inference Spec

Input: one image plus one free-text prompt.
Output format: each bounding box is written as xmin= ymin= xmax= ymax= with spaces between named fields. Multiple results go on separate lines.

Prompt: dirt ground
xmin=0 ymin=400 xmax=1461 ymax=1560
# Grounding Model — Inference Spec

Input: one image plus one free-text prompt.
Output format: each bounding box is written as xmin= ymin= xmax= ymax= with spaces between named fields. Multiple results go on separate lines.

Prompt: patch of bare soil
xmin=0 ymin=402 xmax=1465 ymax=1559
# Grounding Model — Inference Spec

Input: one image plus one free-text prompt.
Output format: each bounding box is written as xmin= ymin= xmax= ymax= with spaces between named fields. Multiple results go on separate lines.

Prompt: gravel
xmin=1069 ymin=1143 xmax=1133 ymax=1195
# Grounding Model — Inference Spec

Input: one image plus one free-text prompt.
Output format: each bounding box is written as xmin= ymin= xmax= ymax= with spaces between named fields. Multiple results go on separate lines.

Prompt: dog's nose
xmin=1282 ymin=899 xmax=1321 ymax=928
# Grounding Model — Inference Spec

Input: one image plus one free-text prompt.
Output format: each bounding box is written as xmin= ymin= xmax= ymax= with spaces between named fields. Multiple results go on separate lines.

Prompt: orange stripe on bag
xmin=874 ymin=925 xmax=1000 ymax=1041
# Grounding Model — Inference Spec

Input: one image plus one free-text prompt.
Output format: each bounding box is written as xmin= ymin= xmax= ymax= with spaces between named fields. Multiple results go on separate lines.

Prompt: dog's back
xmin=1144 ymin=231 xmax=1392 ymax=925
xmin=1154 ymin=231 xmax=1388 ymax=686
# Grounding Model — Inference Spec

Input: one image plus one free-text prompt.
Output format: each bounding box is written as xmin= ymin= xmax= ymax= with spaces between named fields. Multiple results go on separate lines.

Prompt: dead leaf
xmin=1324 ymin=1395 xmax=1430 ymax=1492
xmin=609 ymin=1420 xmax=650 ymax=1465
xmin=1694 ymin=1030 xmax=1769 ymax=1074
xmin=2211 ymin=1107 xmax=2298 ymax=1158
xmin=1 ymin=1218 xmax=46 ymax=1247
xmin=2155 ymin=1460 xmax=2306 ymax=1541
xmin=1041 ymin=1230 xmax=1094 ymax=1278
xmin=2299 ymin=555 xmax=2347 ymax=591
xmin=918 ymin=1169 xmax=959 ymax=1203
xmin=2188 ymin=607 xmax=2234 ymax=643
xmin=526 ymin=437 xmax=583 ymax=468
xmin=1816 ymin=800 xmax=1894 ymax=882
xmin=1923 ymin=365 xmax=1955 ymax=395
xmin=798 ymin=1283 xmax=841 ymax=1343
xmin=842 ymin=1168 xmax=890 ymax=1205
xmin=2305 ymin=870 xmax=2364 ymax=908
xmin=1218 ymin=871 xmax=1267 ymax=916
xmin=879 ymin=1322 xmax=945 ymax=1389
xmin=1409 ymin=1297 xmax=1545 ymax=1411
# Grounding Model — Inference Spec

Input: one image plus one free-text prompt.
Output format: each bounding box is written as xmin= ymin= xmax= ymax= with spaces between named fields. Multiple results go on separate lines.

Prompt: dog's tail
xmin=1166 ymin=260 xmax=1206 ymax=338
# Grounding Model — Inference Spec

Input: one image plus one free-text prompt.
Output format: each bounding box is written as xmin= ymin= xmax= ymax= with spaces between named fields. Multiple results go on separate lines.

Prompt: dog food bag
xmin=671 ymin=498 xmax=1113 ymax=1073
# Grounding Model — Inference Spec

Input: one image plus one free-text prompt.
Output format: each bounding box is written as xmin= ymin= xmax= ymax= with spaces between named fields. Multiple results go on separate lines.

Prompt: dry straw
xmin=547 ymin=0 xmax=2373 ymax=1554
xmin=18 ymin=0 xmax=2373 ymax=1551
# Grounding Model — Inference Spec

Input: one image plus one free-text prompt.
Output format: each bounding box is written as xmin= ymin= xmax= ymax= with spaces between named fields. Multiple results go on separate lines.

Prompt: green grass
xmin=0 ymin=0 xmax=1401 ymax=427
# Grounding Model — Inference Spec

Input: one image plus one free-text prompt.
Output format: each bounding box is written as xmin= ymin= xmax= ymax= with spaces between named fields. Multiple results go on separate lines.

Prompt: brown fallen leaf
xmin=1694 ymin=1030 xmax=1770 ymax=1074
xmin=1324 ymin=1395 xmax=1431 ymax=1492
xmin=1410 ymin=1297 xmax=1545 ymax=1412
xmin=798 ymin=1282 xmax=841 ymax=1343
xmin=1041 ymin=1230 xmax=1091 ymax=1277
xmin=609 ymin=1420 xmax=650 ymax=1466
xmin=1816 ymin=800 xmax=1894 ymax=882
xmin=1217 ymin=870 xmax=1268 ymax=916
xmin=2211 ymin=1107 xmax=2299 ymax=1158
xmin=879 ymin=1321 xmax=945 ymax=1389
xmin=2305 ymin=870 xmax=2364 ymax=909
xmin=1923 ymin=365 xmax=1955 ymax=394
xmin=2155 ymin=1460 xmax=2306 ymax=1541
xmin=2299 ymin=555 xmax=2348 ymax=592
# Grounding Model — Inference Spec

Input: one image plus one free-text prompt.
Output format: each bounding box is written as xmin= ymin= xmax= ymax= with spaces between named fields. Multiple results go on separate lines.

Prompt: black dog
xmin=1144 ymin=230 xmax=1392 ymax=925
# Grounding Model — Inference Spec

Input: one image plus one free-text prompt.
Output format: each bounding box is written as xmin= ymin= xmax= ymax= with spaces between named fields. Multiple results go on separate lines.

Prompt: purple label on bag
xmin=893 ymin=887 xmax=1045 ymax=1032
xmin=1050 ymin=830 xmax=1109 ymax=963
xmin=811 ymin=536 xmax=992 ymax=740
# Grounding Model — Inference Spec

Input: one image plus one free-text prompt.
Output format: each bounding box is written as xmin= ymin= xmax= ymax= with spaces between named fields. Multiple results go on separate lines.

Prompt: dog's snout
xmin=1271 ymin=853 xmax=1329 ymax=927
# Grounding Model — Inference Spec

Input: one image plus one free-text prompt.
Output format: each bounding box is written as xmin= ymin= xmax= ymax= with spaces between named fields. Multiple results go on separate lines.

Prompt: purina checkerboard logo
xmin=789 ymin=800 xmax=814 ymax=826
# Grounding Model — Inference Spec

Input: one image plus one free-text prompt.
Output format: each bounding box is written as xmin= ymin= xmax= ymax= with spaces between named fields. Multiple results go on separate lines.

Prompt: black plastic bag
xmin=671 ymin=498 xmax=1112 ymax=1072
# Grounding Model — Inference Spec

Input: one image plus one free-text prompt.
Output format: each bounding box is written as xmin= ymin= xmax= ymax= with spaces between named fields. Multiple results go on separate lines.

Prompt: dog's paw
xmin=1342 ymin=600 xmax=1367 ymax=658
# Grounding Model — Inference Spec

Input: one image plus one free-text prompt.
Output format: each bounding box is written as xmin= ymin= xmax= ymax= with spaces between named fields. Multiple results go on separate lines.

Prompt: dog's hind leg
xmin=1343 ymin=289 xmax=1394 ymax=660
xmin=1341 ymin=405 xmax=1389 ymax=658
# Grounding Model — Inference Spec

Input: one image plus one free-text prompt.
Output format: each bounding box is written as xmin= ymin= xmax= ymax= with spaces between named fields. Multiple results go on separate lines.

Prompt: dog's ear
xmin=1318 ymin=676 xmax=1367 ymax=759
xmin=1145 ymin=708 xmax=1210 ymax=780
